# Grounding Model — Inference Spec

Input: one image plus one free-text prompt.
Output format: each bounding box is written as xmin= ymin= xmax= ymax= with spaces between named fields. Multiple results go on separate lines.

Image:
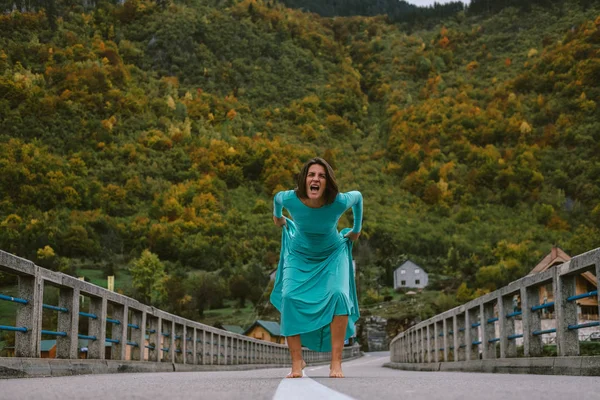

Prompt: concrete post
xmin=218 ymin=335 xmax=223 ymax=365
xmin=88 ymin=296 xmax=107 ymax=360
xmin=210 ymin=332 xmax=215 ymax=364
xmin=15 ymin=272 xmax=43 ymax=358
xmin=147 ymin=315 xmax=160 ymax=362
xmin=482 ymin=302 xmax=496 ymax=359
xmin=442 ymin=318 xmax=449 ymax=362
xmin=56 ymin=287 xmax=79 ymax=359
xmin=452 ymin=315 xmax=458 ymax=361
xmin=426 ymin=325 xmax=431 ymax=363
xmin=170 ymin=321 xmax=176 ymax=363
xmin=433 ymin=321 xmax=439 ymax=362
xmin=499 ymin=294 xmax=517 ymax=358
xmin=130 ymin=310 xmax=146 ymax=361
xmin=191 ymin=327 xmax=197 ymax=364
xmin=466 ymin=307 xmax=479 ymax=361
xmin=522 ymin=285 xmax=542 ymax=357
xmin=175 ymin=323 xmax=183 ymax=364
xmin=554 ymin=269 xmax=579 ymax=356
xmin=202 ymin=330 xmax=207 ymax=365
xmin=241 ymin=338 xmax=245 ymax=364
xmin=110 ymin=303 xmax=127 ymax=360
xmin=413 ymin=330 xmax=417 ymax=362
xmin=421 ymin=328 xmax=426 ymax=362
xmin=408 ymin=331 xmax=413 ymax=362
xmin=456 ymin=312 xmax=465 ymax=361
xmin=415 ymin=329 xmax=421 ymax=362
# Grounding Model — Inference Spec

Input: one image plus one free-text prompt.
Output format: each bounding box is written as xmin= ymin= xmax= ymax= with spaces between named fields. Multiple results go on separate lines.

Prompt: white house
xmin=393 ymin=260 xmax=428 ymax=290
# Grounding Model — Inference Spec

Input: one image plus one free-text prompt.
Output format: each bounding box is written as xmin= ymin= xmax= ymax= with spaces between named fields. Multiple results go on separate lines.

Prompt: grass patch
xmin=76 ymin=268 xmax=131 ymax=293
xmin=0 ymin=286 xmax=19 ymax=327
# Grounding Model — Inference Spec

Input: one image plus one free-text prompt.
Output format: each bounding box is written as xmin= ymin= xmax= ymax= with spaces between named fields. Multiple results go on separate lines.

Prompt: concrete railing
xmin=387 ymin=247 xmax=600 ymax=375
xmin=0 ymin=250 xmax=360 ymax=377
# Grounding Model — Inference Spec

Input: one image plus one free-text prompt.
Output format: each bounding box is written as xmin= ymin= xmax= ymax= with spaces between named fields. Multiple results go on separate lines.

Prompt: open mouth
xmin=310 ymin=184 xmax=320 ymax=193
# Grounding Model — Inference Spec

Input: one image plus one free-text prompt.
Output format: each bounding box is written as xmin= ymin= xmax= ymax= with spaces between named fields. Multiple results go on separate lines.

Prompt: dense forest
xmin=1 ymin=0 xmax=600 ymax=323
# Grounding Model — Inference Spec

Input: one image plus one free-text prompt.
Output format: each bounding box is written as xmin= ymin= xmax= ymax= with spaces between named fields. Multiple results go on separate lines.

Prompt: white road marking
xmin=307 ymin=354 xmax=388 ymax=371
xmin=343 ymin=356 xmax=389 ymax=367
xmin=273 ymin=371 xmax=356 ymax=400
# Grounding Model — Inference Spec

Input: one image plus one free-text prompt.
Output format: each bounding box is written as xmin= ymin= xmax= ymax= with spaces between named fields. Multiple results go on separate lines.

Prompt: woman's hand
xmin=345 ymin=231 xmax=361 ymax=241
xmin=273 ymin=216 xmax=287 ymax=227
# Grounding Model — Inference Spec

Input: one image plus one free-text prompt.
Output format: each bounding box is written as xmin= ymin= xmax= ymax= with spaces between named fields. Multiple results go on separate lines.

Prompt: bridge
xmin=1 ymin=248 xmax=600 ymax=399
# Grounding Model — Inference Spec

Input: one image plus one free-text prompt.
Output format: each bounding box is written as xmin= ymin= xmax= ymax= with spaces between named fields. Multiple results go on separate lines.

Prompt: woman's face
xmin=306 ymin=164 xmax=327 ymax=201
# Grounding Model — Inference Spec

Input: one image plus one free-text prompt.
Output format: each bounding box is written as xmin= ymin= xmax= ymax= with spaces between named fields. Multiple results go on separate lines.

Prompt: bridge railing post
xmin=15 ymin=270 xmax=43 ymax=358
xmin=186 ymin=325 xmax=194 ymax=364
xmin=499 ymin=293 xmax=517 ymax=358
xmin=87 ymin=296 xmax=107 ymax=360
xmin=130 ymin=309 xmax=146 ymax=361
xmin=554 ymin=265 xmax=579 ymax=356
xmin=482 ymin=301 xmax=496 ymax=359
xmin=147 ymin=315 xmax=159 ymax=362
xmin=451 ymin=314 xmax=457 ymax=361
xmin=442 ymin=317 xmax=450 ymax=362
xmin=175 ymin=322 xmax=184 ymax=364
xmin=522 ymin=284 xmax=542 ymax=357
xmin=57 ymin=286 xmax=79 ymax=359
xmin=201 ymin=330 xmax=207 ymax=365
xmin=433 ymin=320 xmax=440 ymax=362
xmin=466 ymin=306 xmax=478 ymax=361
xmin=426 ymin=324 xmax=431 ymax=363
xmin=110 ymin=302 xmax=127 ymax=361
xmin=456 ymin=310 xmax=466 ymax=361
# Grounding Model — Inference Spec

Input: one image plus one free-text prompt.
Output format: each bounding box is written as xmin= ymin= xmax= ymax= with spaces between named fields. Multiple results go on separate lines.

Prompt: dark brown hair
xmin=296 ymin=157 xmax=339 ymax=205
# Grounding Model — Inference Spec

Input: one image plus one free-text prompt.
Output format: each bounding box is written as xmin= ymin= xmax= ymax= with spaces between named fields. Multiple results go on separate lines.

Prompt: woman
xmin=270 ymin=157 xmax=362 ymax=379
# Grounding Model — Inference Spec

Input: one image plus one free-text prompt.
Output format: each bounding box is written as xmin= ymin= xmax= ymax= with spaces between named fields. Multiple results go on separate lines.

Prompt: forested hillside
xmin=1 ymin=0 xmax=600 ymax=322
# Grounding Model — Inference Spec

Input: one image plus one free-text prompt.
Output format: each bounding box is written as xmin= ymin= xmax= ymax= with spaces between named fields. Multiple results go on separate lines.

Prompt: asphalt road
xmin=2 ymin=352 xmax=600 ymax=400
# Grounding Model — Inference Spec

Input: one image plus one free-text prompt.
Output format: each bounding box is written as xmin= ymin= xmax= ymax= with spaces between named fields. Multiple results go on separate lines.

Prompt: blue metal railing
xmin=0 ymin=293 xmax=28 ymax=305
xmin=41 ymin=330 xmax=67 ymax=337
xmin=533 ymin=328 xmax=556 ymax=336
xmin=567 ymin=291 xmax=598 ymax=302
xmin=79 ymin=312 xmax=98 ymax=319
xmin=42 ymin=304 xmax=68 ymax=313
xmin=508 ymin=334 xmax=523 ymax=340
xmin=568 ymin=321 xmax=600 ymax=330
xmin=78 ymin=334 xmax=97 ymax=341
xmin=531 ymin=302 xmax=554 ymax=311
xmin=0 ymin=325 xmax=27 ymax=333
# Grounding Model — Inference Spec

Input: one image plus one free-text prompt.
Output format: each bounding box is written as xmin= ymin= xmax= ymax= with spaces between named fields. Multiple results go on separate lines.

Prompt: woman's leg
xmin=329 ymin=315 xmax=348 ymax=378
xmin=286 ymin=335 xmax=305 ymax=378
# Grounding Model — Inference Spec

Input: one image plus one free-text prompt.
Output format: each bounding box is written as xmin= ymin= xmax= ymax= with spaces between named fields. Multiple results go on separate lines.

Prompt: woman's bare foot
xmin=286 ymin=359 xmax=306 ymax=378
xmin=329 ymin=361 xmax=344 ymax=378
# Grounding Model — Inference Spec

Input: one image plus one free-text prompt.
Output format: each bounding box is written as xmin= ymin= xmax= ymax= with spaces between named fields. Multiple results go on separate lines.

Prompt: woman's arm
xmin=345 ymin=191 xmax=363 ymax=234
xmin=273 ymin=191 xmax=287 ymax=227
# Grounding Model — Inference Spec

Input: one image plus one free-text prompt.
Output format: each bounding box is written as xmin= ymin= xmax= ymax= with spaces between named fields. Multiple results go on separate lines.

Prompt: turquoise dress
xmin=270 ymin=190 xmax=363 ymax=352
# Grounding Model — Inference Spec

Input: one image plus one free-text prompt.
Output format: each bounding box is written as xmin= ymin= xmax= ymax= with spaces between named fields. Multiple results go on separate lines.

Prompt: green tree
xmin=187 ymin=271 xmax=228 ymax=318
xmin=130 ymin=250 xmax=167 ymax=306
xmin=229 ymin=273 xmax=251 ymax=308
